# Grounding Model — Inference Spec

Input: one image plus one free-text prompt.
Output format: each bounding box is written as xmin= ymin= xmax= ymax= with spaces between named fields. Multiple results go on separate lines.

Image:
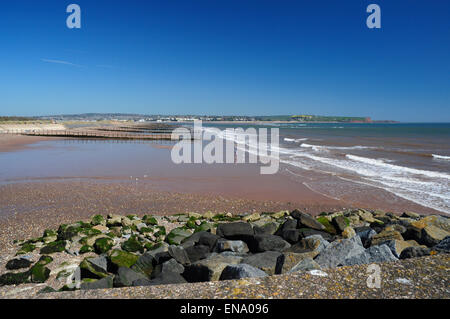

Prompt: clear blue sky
xmin=0 ymin=0 xmax=449 ymax=121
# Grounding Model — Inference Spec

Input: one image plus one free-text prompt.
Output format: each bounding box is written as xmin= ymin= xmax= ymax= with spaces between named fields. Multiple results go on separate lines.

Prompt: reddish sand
xmin=0 ymin=135 xmax=62 ymax=153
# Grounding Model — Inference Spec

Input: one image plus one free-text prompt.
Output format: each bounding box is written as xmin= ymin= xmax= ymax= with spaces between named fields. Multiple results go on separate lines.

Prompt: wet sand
xmin=0 ymin=135 xmax=62 ymax=153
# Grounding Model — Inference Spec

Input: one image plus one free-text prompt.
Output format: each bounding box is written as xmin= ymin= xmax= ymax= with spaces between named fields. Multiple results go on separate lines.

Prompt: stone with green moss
xmin=79 ymin=245 xmax=94 ymax=254
xmin=30 ymin=264 xmax=50 ymax=283
xmin=37 ymin=255 xmax=53 ymax=266
xmin=331 ymin=216 xmax=351 ymax=233
xmin=42 ymin=235 xmax=57 ymax=244
xmin=16 ymin=243 xmax=36 ymax=255
xmin=139 ymin=226 xmax=153 ymax=234
xmin=25 ymin=237 xmax=44 ymax=244
xmin=0 ymin=271 xmax=31 ymax=285
xmin=143 ymin=215 xmax=158 ymax=225
xmin=121 ymin=226 xmax=132 ymax=235
xmin=317 ymin=216 xmax=337 ymax=235
xmin=109 ymin=249 xmax=139 ymax=268
xmin=79 ymin=258 xmax=109 ymax=279
xmin=94 ymin=237 xmax=114 ymax=254
xmin=165 ymin=227 xmax=193 ymax=245
xmin=152 ymin=227 xmax=166 ymax=241
xmin=121 ymin=236 xmax=144 ymax=253
xmin=194 ymin=222 xmax=213 ymax=233
xmin=40 ymin=240 xmax=67 ymax=254
xmin=91 ymin=214 xmax=105 ymax=226
xmin=144 ymin=242 xmax=155 ymax=250
xmin=59 ymin=284 xmax=77 ymax=292
xmin=43 ymin=229 xmax=57 ymax=237
xmin=185 ymin=217 xmax=197 ymax=229
xmin=80 ymin=234 xmax=108 ymax=246
xmin=106 ymin=232 xmax=116 ymax=238
xmin=57 ymin=224 xmax=83 ymax=240
xmin=212 ymin=214 xmax=241 ymax=222
xmin=80 ymin=228 xmax=102 ymax=237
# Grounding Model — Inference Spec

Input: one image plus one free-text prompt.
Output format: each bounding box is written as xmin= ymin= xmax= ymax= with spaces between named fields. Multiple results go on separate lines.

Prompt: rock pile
xmin=1 ymin=209 xmax=449 ymax=292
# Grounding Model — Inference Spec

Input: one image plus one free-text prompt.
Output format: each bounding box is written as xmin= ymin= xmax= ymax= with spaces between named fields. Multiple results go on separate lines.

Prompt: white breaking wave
xmin=346 ymin=154 xmax=450 ymax=180
xmin=432 ymin=154 xmax=450 ymax=161
xmin=300 ymin=143 xmax=374 ymax=151
xmin=300 ymin=143 xmax=329 ymax=152
xmin=284 ymin=138 xmax=308 ymax=143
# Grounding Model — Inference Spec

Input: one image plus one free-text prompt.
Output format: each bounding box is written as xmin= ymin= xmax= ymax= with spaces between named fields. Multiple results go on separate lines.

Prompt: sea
xmin=202 ymin=122 xmax=450 ymax=214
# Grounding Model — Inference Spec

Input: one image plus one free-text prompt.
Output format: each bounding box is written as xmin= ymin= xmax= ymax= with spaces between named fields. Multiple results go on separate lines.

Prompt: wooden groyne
xmin=2 ymin=129 xmax=193 ymax=141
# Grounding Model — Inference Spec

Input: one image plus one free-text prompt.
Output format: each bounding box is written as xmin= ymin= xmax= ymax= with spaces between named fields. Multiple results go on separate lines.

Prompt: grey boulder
xmin=219 ymin=264 xmax=268 ymax=280
xmin=168 ymin=245 xmax=190 ymax=265
xmin=114 ymin=267 xmax=147 ymax=287
xmin=434 ymin=236 xmax=450 ymax=253
xmin=241 ymin=251 xmax=284 ymax=275
xmin=290 ymin=210 xmax=325 ymax=231
xmin=343 ymin=244 xmax=398 ymax=266
xmin=314 ymin=236 xmax=365 ymax=269
xmin=216 ymin=222 xmax=254 ymax=242
xmin=249 ymin=234 xmax=291 ymax=253
xmin=399 ymin=246 xmax=431 ymax=259
xmin=81 ymin=275 xmax=114 ymax=290
xmin=216 ymin=239 xmax=249 ymax=254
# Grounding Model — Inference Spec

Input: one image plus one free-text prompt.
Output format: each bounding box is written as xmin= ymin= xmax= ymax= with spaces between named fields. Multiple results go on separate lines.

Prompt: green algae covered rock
xmin=37 ymin=255 xmax=53 ymax=266
xmin=30 ymin=264 xmax=51 ymax=283
xmin=154 ymin=226 xmax=166 ymax=237
xmin=109 ymin=249 xmax=139 ymax=268
xmin=80 ymin=228 xmax=102 ymax=237
xmin=79 ymin=245 xmax=95 ymax=254
xmin=139 ymin=226 xmax=153 ymax=234
xmin=121 ymin=236 xmax=144 ymax=253
xmin=43 ymin=229 xmax=57 ymax=238
xmin=40 ymin=240 xmax=67 ymax=254
xmin=91 ymin=214 xmax=106 ymax=226
xmin=57 ymin=222 xmax=91 ymax=240
xmin=194 ymin=222 xmax=213 ymax=233
xmin=81 ymin=275 xmax=114 ymax=290
xmin=94 ymin=237 xmax=114 ymax=254
xmin=80 ymin=257 xmax=109 ymax=279
xmin=165 ymin=227 xmax=193 ymax=245
xmin=185 ymin=217 xmax=198 ymax=229
xmin=16 ymin=243 xmax=36 ymax=255
xmin=143 ymin=215 xmax=158 ymax=225
xmin=0 ymin=271 xmax=31 ymax=286
xmin=317 ymin=216 xmax=337 ymax=235
xmin=6 ymin=258 xmax=32 ymax=270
